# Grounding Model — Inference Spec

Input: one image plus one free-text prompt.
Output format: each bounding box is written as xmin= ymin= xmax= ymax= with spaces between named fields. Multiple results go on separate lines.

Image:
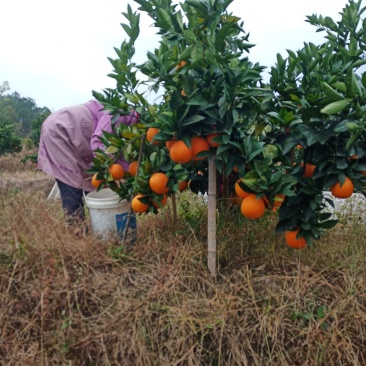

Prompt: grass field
xmin=1 ymin=151 xmax=365 ymax=365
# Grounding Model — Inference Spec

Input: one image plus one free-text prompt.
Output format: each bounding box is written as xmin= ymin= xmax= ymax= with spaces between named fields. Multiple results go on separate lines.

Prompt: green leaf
xmin=157 ymin=8 xmax=173 ymax=29
xmin=321 ymin=82 xmax=345 ymax=101
xmin=335 ymin=159 xmax=348 ymax=169
xmin=320 ymin=100 xmax=349 ymax=115
xmin=262 ymin=144 xmax=278 ymax=163
xmin=216 ymin=144 xmax=230 ymax=155
xmin=333 ymin=120 xmax=348 ymax=133
xmin=350 ymin=71 xmax=362 ymax=97
xmin=187 ymin=95 xmax=212 ymax=107
xmin=105 ymin=146 xmax=120 ymax=154
xmin=318 ymin=219 xmax=339 ymax=229
xmin=185 ymin=0 xmax=209 ymax=17
xmin=242 ymin=171 xmax=260 ymax=191
xmin=121 ymin=24 xmax=132 ymax=37
xmin=282 ymin=135 xmax=298 ymax=154
xmin=253 ymin=160 xmax=271 ymax=182
xmin=346 ymin=121 xmax=361 ymax=132
xmin=362 ymin=73 xmax=366 ymax=88
xmin=175 ymin=11 xmax=184 ymax=31
xmin=181 ymin=114 xmax=206 ymax=126
xmin=191 ymin=43 xmax=204 ymax=64
xmin=179 ymin=45 xmax=194 ymax=61
xmin=247 ymin=148 xmax=263 ymax=162
xmin=125 ymin=93 xmax=139 ymax=104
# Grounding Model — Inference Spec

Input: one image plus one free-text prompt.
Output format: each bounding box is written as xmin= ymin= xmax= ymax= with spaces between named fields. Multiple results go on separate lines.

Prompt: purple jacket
xmin=38 ymin=99 xmax=137 ymax=191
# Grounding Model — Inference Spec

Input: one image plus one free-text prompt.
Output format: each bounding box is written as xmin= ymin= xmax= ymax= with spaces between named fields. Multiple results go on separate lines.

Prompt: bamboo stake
xmin=207 ymin=154 xmax=217 ymax=279
xmin=121 ymin=134 xmax=145 ymax=246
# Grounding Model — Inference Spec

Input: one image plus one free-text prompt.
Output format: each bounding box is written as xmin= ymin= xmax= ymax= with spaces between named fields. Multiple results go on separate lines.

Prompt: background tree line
xmin=0 ymin=81 xmax=51 ymax=155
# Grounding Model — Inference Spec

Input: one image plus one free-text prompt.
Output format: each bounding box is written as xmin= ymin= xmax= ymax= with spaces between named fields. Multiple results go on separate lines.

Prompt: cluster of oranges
xmin=233 ymin=180 xmax=285 ymax=220
xmin=292 ymin=162 xmax=357 ymax=248
xmin=146 ymin=127 xmax=222 ymax=164
xmin=92 ymin=125 xmax=362 ymax=252
xmin=91 ymin=163 xmax=125 ymax=189
xmin=127 ymin=127 xmax=224 ymax=214
xmin=287 ymin=172 xmax=355 ymax=249
xmin=301 ymin=162 xmax=355 ymax=199
xmin=92 ymin=161 xmax=189 ymax=214
xmin=131 ymin=172 xmax=188 ymax=213
xmin=91 ymin=160 xmax=142 ymax=189
xmin=233 ymin=160 xmax=358 ymax=250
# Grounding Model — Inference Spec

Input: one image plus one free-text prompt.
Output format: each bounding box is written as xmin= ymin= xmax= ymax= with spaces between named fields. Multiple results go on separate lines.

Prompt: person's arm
xmin=90 ymin=111 xmax=111 ymax=152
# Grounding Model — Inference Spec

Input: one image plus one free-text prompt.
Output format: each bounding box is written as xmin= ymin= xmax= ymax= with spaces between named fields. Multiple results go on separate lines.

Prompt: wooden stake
xmin=121 ymin=134 xmax=145 ymax=246
xmin=207 ymin=155 xmax=217 ymax=278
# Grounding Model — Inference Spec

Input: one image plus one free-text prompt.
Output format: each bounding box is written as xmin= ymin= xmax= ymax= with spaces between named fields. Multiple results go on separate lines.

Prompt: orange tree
xmin=268 ymin=0 xmax=366 ymax=241
xmin=89 ymin=1 xmax=270 ymax=216
xmin=89 ymin=0 xmax=366 ymax=258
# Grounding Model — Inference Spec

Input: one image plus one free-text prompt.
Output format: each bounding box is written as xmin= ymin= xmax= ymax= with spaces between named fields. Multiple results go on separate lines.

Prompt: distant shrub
xmin=0 ymin=124 xmax=22 ymax=155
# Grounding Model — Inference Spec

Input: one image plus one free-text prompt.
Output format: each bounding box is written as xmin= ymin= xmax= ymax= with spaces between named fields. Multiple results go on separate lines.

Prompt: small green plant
xmin=290 ymin=302 xmax=330 ymax=330
xmin=177 ymin=191 xmax=207 ymax=232
xmin=107 ymin=244 xmax=128 ymax=260
xmin=20 ymin=154 xmax=38 ymax=164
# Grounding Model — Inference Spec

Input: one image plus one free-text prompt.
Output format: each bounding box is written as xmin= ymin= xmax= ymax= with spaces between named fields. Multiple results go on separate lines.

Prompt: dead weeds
xmin=0 ymin=153 xmax=365 ymax=365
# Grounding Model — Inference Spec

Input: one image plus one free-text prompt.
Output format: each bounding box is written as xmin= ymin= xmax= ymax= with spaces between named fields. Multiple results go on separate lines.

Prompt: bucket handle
xmin=82 ymin=177 xmax=93 ymax=202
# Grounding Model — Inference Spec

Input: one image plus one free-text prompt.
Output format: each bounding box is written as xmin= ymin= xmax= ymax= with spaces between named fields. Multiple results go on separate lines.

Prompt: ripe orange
xmin=240 ymin=194 xmax=265 ymax=220
xmin=166 ymin=140 xmax=176 ymax=150
xmin=178 ymin=180 xmax=189 ymax=192
xmin=331 ymin=176 xmax=354 ymax=198
xmin=169 ymin=140 xmax=193 ymax=164
xmin=234 ymin=181 xmax=251 ymax=199
xmin=109 ymin=164 xmax=124 ymax=180
xmin=302 ymin=163 xmax=316 ymax=178
xmin=149 ymin=172 xmax=169 ymax=194
xmin=151 ymin=194 xmax=168 ymax=209
xmin=191 ymin=136 xmax=210 ymax=160
xmin=206 ymin=133 xmax=222 ymax=147
xmin=146 ymin=127 xmax=160 ymax=145
xmin=128 ymin=161 xmax=139 ymax=176
xmin=181 ymin=89 xmax=186 ymax=97
xmin=176 ymin=60 xmax=187 ymax=70
xmin=91 ymin=173 xmax=104 ymax=189
xmin=285 ymin=228 xmax=307 ymax=249
xmin=131 ymin=194 xmax=149 ymax=213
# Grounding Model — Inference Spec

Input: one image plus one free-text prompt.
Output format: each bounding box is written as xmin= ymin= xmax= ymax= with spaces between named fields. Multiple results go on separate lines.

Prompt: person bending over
xmin=38 ymin=99 xmax=137 ymax=224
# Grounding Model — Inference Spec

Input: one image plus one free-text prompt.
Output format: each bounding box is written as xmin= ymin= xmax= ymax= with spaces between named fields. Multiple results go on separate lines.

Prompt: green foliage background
xmin=0 ymin=81 xmax=51 ymax=155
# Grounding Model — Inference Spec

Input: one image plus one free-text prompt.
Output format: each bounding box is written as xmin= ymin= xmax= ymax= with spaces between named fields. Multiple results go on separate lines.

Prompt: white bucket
xmin=84 ymin=188 xmax=136 ymax=244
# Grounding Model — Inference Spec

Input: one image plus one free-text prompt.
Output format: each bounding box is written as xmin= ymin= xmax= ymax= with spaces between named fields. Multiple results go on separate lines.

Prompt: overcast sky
xmin=0 ymin=0 xmax=350 ymax=111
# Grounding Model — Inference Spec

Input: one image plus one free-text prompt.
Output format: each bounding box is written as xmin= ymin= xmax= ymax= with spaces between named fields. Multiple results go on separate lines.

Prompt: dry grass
xmin=0 ymin=148 xmax=54 ymax=196
xmin=0 ymin=153 xmax=365 ymax=365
